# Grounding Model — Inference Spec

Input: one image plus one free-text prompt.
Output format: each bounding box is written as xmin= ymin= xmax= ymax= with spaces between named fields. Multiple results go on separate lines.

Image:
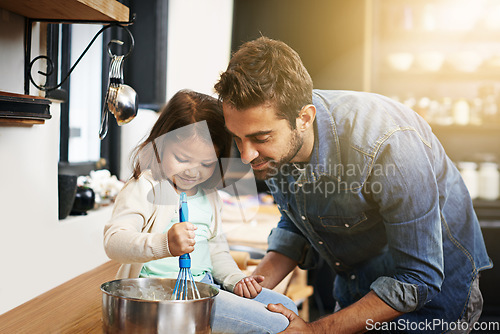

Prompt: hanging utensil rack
xmin=0 ymin=2 xmax=135 ymax=125
xmin=25 ymin=15 xmax=135 ymax=96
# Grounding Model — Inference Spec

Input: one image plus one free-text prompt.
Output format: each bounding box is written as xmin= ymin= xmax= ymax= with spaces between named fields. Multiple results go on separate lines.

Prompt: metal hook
xmin=28 ymin=23 xmax=135 ymax=92
xmin=107 ymin=25 xmax=135 ymax=58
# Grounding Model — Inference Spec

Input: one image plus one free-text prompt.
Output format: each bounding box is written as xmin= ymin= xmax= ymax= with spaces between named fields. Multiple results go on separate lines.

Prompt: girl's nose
xmin=183 ymin=166 xmax=200 ymax=177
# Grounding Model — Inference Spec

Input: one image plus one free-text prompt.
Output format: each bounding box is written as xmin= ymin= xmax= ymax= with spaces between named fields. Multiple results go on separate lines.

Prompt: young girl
xmin=103 ymin=89 xmax=297 ymax=333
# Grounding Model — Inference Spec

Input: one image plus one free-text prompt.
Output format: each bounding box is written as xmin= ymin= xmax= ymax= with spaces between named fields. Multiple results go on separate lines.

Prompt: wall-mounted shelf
xmin=0 ymin=0 xmax=129 ymax=22
xmin=0 ymin=91 xmax=51 ymax=125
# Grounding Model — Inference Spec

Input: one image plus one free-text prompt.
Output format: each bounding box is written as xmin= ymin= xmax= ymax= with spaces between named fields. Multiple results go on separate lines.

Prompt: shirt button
xmin=335 ymin=262 xmax=340 ymax=267
xmin=301 ymin=215 xmax=306 ymax=220
xmin=344 ymin=223 xmax=350 ymax=228
xmin=318 ymin=241 xmax=324 ymax=245
xmin=350 ymin=275 xmax=356 ymax=280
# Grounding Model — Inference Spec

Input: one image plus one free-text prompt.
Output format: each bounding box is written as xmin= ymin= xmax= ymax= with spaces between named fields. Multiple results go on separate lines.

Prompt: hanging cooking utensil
xmin=99 ymin=37 xmax=138 ymax=140
xmin=99 ymin=55 xmax=119 ymax=139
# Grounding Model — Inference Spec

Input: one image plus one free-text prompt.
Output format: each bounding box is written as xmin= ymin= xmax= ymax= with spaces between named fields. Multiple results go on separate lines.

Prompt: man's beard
xmin=252 ymin=129 xmax=304 ymax=180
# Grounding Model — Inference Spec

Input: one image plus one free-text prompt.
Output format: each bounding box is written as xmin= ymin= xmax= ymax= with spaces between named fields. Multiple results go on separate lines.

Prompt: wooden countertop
xmin=0 ymin=205 xmax=280 ymax=333
xmin=0 ymin=204 xmax=312 ymax=332
xmin=0 ymin=261 xmax=120 ymax=333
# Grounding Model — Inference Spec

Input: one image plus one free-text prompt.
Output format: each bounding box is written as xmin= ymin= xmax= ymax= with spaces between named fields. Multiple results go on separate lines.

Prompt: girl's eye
xmin=174 ymin=155 xmax=188 ymax=163
xmin=202 ymin=161 xmax=217 ymax=168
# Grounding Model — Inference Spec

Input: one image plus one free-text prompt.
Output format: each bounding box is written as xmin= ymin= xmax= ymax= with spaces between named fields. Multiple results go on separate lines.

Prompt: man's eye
xmin=254 ymin=136 xmax=270 ymax=143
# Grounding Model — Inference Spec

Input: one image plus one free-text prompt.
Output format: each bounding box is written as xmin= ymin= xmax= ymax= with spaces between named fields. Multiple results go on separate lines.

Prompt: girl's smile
xmin=161 ymin=135 xmax=219 ymax=195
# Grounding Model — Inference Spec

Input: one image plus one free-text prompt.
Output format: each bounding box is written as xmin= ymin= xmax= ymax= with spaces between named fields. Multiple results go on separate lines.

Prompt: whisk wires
xmin=171 ymin=192 xmax=201 ymax=300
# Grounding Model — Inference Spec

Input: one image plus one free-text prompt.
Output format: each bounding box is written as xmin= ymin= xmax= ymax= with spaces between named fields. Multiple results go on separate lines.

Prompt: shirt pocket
xmin=319 ymin=212 xmax=368 ymax=232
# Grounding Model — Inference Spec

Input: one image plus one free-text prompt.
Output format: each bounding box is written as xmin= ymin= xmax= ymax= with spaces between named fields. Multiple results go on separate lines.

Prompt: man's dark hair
xmin=214 ymin=36 xmax=313 ymax=129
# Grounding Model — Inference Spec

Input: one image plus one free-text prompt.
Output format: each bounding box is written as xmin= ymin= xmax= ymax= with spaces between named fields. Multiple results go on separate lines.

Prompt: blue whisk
xmin=172 ymin=192 xmax=201 ymax=300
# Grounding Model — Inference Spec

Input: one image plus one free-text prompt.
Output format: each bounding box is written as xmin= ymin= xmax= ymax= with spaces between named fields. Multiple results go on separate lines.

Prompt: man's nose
xmin=239 ymin=141 xmax=259 ymax=164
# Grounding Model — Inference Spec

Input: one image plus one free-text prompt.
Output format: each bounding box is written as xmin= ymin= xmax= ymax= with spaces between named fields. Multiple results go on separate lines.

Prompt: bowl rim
xmin=100 ymin=277 xmax=220 ymax=303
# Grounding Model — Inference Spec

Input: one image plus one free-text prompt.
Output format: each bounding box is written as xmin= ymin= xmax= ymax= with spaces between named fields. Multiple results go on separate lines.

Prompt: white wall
xmin=1 ymin=0 xmax=234 ymax=314
xmin=121 ymin=0 xmax=234 ymax=179
xmin=0 ymin=103 xmax=112 ymax=315
xmin=0 ymin=11 xmax=110 ymax=315
xmin=119 ymin=108 xmax=159 ymax=181
xmin=166 ymin=0 xmax=234 ymax=100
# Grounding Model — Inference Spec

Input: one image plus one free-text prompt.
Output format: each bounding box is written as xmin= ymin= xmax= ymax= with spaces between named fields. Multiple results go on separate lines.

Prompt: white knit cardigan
xmin=103 ymin=170 xmax=245 ymax=292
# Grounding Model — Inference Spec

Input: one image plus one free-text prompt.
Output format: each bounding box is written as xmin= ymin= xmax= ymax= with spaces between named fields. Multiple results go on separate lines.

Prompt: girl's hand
xmin=167 ymin=222 xmax=197 ymax=256
xmin=234 ymin=275 xmax=265 ymax=299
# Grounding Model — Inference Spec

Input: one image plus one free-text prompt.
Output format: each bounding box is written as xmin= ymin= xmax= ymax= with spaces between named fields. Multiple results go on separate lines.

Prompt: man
xmin=214 ymin=37 xmax=492 ymax=333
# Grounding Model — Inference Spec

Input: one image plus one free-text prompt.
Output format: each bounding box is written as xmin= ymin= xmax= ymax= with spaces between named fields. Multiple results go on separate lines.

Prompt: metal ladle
xmin=99 ymin=39 xmax=138 ymax=140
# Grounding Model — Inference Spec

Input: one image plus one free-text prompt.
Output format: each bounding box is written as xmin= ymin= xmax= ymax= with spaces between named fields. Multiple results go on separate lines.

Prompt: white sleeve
xmin=103 ymin=175 xmax=172 ymax=264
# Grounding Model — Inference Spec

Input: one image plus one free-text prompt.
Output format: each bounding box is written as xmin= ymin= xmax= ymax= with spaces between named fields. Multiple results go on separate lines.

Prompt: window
xmin=47 ymin=23 xmax=121 ymax=176
xmin=67 ymin=24 xmax=103 ymax=163
xmin=45 ymin=0 xmax=168 ymax=178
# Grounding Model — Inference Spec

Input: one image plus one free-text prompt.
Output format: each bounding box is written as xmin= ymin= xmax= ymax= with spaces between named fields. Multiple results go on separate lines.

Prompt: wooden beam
xmin=0 ymin=0 xmax=129 ymax=22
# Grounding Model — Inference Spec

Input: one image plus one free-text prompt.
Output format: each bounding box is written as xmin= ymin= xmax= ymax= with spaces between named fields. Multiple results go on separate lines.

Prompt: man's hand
xmin=270 ymin=291 xmax=404 ymax=334
xmin=267 ymin=303 xmax=313 ymax=333
xmin=234 ymin=275 xmax=265 ymax=298
xmin=252 ymin=251 xmax=298 ymax=289
xmin=167 ymin=222 xmax=197 ymax=256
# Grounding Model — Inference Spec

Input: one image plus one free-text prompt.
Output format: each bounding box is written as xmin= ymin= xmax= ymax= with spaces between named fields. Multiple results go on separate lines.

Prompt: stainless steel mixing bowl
xmin=101 ymin=278 xmax=219 ymax=334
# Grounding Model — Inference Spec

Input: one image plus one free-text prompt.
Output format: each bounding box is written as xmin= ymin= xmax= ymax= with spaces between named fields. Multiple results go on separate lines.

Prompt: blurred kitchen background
xmin=1 ymin=0 xmax=500 ymax=325
xmin=233 ymin=0 xmax=500 ymax=323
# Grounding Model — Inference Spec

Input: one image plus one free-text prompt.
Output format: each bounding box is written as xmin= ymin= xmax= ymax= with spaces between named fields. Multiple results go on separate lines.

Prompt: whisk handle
xmin=178 ymin=192 xmax=191 ymax=268
xmin=179 ymin=253 xmax=191 ymax=268
xmin=179 ymin=192 xmax=188 ymax=222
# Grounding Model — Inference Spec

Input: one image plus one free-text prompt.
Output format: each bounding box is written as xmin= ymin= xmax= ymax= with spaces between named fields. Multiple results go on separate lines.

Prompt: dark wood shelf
xmin=0 ymin=0 xmax=129 ymax=22
xmin=0 ymin=91 xmax=51 ymax=125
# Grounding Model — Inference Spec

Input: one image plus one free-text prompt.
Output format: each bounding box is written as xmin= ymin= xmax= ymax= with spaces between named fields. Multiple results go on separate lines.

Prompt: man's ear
xmin=296 ymin=104 xmax=316 ymax=132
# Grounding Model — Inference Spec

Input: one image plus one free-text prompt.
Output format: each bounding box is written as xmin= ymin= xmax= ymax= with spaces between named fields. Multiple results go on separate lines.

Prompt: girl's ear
xmin=296 ymin=104 xmax=316 ymax=132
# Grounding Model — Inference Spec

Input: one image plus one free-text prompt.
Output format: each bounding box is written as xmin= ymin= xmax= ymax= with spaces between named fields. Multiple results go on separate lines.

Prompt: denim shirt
xmin=266 ymin=90 xmax=492 ymax=327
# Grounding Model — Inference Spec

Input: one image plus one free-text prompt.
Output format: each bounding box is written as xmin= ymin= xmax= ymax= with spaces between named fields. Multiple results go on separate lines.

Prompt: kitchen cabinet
xmin=371 ymin=0 xmax=500 ymax=98
xmin=370 ymin=0 xmax=500 ymax=199
xmin=369 ymin=0 xmax=500 ymax=313
xmin=371 ymin=0 xmax=500 ymax=135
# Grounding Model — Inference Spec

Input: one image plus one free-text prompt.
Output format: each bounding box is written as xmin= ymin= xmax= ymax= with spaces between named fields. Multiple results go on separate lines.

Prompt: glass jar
xmin=469 ymin=98 xmax=483 ymax=126
xmin=478 ymin=162 xmax=500 ymax=200
xmin=458 ymin=161 xmax=479 ymax=200
xmin=453 ymin=99 xmax=470 ymax=125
